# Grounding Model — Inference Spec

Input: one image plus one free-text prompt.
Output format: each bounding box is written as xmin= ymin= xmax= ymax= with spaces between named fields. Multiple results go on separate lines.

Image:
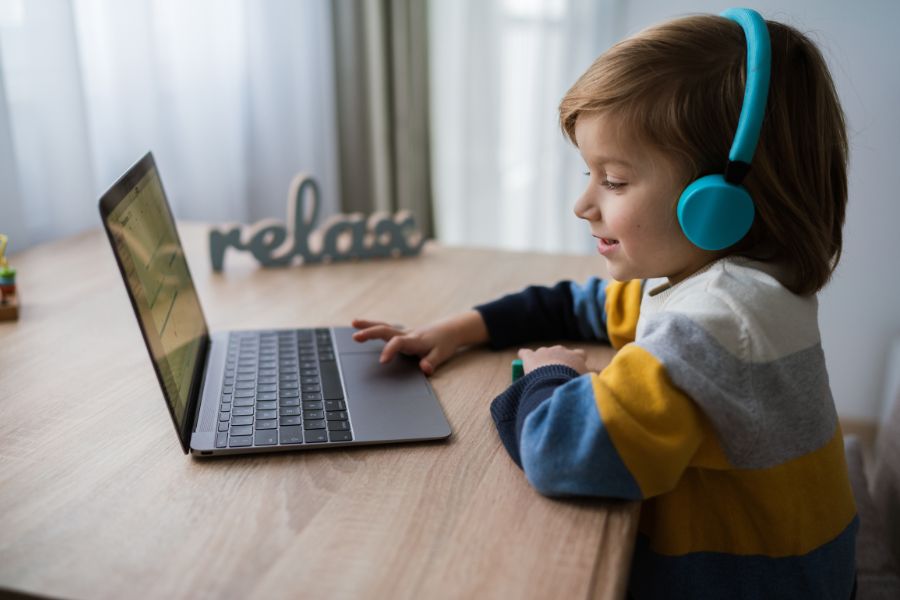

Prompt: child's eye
xmin=584 ymin=171 xmax=627 ymax=191
xmin=602 ymin=180 xmax=626 ymax=191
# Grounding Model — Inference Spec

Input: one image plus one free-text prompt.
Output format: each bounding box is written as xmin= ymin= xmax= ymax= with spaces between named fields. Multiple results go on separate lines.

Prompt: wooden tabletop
xmin=0 ymin=223 xmax=639 ymax=600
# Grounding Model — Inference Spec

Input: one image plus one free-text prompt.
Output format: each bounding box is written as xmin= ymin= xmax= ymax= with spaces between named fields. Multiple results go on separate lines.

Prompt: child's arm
xmin=352 ymin=310 xmax=488 ymax=375
xmin=352 ymin=277 xmax=642 ymax=375
xmin=492 ymin=343 xmax=705 ymax=499
xmin=476 ymin=278 xmax=643 ymax=350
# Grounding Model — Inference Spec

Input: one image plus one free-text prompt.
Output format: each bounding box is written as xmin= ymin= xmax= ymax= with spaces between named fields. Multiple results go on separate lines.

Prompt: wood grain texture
xmin=0 ymin=224 xmax=639 ymax=600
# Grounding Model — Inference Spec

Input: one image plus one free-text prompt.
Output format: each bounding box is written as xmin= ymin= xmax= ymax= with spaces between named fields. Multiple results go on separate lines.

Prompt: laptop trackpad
xmin=340 ymin=353 xmax=451 ymax=443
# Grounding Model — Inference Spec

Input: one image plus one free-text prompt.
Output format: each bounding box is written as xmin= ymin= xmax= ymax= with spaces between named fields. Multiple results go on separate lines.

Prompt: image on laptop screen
xmin=105 ymin=162 xmax=208 ymax=429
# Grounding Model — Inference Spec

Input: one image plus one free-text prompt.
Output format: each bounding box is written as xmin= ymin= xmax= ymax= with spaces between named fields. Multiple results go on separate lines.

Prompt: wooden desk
xmin=0 ymin=224 xmax=639 ymax=600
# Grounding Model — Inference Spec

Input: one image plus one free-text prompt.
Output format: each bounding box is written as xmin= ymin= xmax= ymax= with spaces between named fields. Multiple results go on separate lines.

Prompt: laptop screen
xmin=100 ymin=154 xmax=208 ymax=444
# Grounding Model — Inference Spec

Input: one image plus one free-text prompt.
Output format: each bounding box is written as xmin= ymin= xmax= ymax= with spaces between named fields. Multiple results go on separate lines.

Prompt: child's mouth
xmin=596 ymin=237 xmax=619 ymax=255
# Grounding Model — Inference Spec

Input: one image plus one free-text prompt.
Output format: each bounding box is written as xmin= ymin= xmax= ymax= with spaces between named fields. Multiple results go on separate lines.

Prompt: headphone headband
xmin=675 ymin=8 xmax=770 ymax=251
xmin=721 ymin=8 xmax=771 ymax=181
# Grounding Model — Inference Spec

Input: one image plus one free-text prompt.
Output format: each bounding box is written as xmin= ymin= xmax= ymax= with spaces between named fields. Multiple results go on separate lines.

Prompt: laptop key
xmin=280 ymin=426 xmax=303 ymax=444
xmin=232 ymin=406 xmax=254 ymax=416
xmin=304 ymin=419 xmax=326 ymax=430
xmin=279 ymin=406 xmax=301 ymax=416
xmin=303 ymin=401 xmax=323 ymax=410
xmin=327 ymin=420 xmax=350 ymax=431
xmin=256 ymin=409 xmax=277 ymax=420
xmin=218 ymin=421 xmax=230 ymax=432
xmin=231 ymin=415 xmax=253 ymax=426
xmin=219 ymin=411 xmax=231 ymax=422
xmin=329 ymin=431 xmax=352 ymax=442
xmin=216 ymin=432 xmax=228 ymax=447
xmin=255 ymin=419 xmax=277 ymax=430
xmin=256 ymin=401 xmax=277 ymax=410
xmin=233 ymin=398 xmax=255 ymax=407
xmin=281 ymin=415 xmax=302 ymax=426
xmin=326 ymin=410 xmax=348 ymax=421
xmin=229 ymin=435 xmax=252 ymax=447
xmin=305 ymin=430 xmax=328 ymax=443
xmin=324 ymin=399 xmax=346 ymax=411
xmin=254 ymin=430 xmax=277 ymax=446
xmin=230 ymin=425 xmax=253 ymax=436
xmin=304 ymin=410 xmax=324 ymax=420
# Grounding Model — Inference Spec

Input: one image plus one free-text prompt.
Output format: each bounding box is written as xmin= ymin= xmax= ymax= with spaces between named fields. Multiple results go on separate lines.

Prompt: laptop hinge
xmin=188 ymin=335 xmax=212 ymax=434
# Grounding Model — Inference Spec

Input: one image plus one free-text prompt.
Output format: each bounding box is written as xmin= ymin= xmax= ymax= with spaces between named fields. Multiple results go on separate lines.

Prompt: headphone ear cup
xmin=677 ymin=174 xmax=755 ymax=251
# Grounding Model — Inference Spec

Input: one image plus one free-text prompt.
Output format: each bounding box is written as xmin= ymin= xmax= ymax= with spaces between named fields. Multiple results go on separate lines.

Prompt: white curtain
xmin=429 ymin=0 xmax=622 ymax=254
xmin=0 ymin=0 xmax=340 ymax=252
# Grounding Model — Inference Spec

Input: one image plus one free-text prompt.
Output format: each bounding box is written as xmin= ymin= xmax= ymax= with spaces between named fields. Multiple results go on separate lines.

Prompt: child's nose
xmin=573 ymin=193 xmax=599 ymax=221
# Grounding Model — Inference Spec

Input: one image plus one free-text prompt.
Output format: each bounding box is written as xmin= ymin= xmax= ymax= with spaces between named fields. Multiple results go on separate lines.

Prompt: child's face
xmin=573 ymin=112 xmax=715 ymax=284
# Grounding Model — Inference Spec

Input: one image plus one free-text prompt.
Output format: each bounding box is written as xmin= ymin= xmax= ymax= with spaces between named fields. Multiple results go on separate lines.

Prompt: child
xmin=353 ymin=8 xmax=855 ymax=599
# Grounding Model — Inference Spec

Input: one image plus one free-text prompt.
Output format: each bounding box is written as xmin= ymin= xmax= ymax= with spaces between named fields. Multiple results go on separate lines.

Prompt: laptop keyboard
xmin=215 ymin=329 xmax=353 ymax=448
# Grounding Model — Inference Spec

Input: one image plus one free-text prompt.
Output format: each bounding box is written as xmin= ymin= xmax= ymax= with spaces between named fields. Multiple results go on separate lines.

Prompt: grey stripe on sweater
xmin=636 ymin=312 xmax=837 ymax=470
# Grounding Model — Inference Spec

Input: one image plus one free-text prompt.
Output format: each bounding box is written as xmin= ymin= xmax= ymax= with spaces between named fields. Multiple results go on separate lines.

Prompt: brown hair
xmin=559 ymin=15 xmax=848 ymax=295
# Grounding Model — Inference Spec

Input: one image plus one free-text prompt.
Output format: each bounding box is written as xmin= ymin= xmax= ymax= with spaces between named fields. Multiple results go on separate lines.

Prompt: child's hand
xmin=351 ymin=316 xmax=470 ymax=376
xmin=518 ymin=345 xmax=588 ymax=376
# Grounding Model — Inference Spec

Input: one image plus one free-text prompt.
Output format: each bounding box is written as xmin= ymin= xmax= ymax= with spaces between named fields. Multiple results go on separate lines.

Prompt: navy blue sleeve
xmin=490 ymin=364 xmax=643 ymax=500
xmin=475 ymin=279 xmax=611 ymax=349
xmin=490 ymin=364 xmax=581 ymax=467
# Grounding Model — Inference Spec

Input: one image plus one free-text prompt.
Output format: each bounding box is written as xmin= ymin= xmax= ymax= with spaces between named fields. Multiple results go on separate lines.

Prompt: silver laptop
xmin=99 ymin=152 xmax=451 ymax=456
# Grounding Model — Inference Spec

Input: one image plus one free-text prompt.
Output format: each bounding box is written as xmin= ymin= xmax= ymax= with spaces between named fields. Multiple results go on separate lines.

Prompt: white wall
xmin=617 ymin=0 xmax=900 ymax=421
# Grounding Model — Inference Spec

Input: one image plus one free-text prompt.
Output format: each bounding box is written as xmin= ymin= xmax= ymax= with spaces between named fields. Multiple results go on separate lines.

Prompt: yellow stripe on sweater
xmin=604 ymin=279 xmax=643 ymax=349
xmin=638 ymin=426 xmax=857 ymax=556
xmin=592 ymin=345 xmax=705 ymax=497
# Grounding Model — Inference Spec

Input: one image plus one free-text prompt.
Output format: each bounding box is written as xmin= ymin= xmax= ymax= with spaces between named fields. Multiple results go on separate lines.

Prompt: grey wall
xmin=617 ymin=0 xmax=900 ymax=420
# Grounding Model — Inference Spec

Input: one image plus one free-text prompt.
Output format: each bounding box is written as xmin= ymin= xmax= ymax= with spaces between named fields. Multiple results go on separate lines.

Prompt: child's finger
xmin=380 ymin=336 xmax=408 ymax=363
xmin=351 ymin=318 xmax=390 ymax=330
xmin=380 ymin=335 xmax=428 ymax=364
xmin=352 ymin=324 xmax=403 ymax=342
xmin=420 ymin=346 xmax=451 ymax=375
xmin=419 ymin=358 xmax=434 ymax=376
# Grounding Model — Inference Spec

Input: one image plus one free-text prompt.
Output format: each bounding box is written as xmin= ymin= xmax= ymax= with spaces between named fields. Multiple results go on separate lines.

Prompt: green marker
xmin=511 ymin=359 xmax=524 ymax=382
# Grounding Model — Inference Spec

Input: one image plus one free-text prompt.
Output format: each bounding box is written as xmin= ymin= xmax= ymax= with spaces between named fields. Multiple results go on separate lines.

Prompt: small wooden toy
xmin=209 ymin=174 xmax=426 ymax=271
xmin=0 ymin=233 xmax=19 ymax=322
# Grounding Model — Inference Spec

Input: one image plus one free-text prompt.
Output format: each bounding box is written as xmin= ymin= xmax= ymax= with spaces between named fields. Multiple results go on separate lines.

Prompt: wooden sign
xmin=209 ymin=174 xmax=426 ymax=271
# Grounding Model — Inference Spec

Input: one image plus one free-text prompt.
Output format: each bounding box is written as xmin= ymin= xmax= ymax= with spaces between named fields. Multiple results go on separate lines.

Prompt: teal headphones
xmin=676 ymin=7 xmax=771 ymax=251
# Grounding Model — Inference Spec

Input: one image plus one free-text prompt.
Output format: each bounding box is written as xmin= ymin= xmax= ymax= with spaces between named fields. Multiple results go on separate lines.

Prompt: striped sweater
xmin=477 ymin=257 xmax=857 ymax=599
